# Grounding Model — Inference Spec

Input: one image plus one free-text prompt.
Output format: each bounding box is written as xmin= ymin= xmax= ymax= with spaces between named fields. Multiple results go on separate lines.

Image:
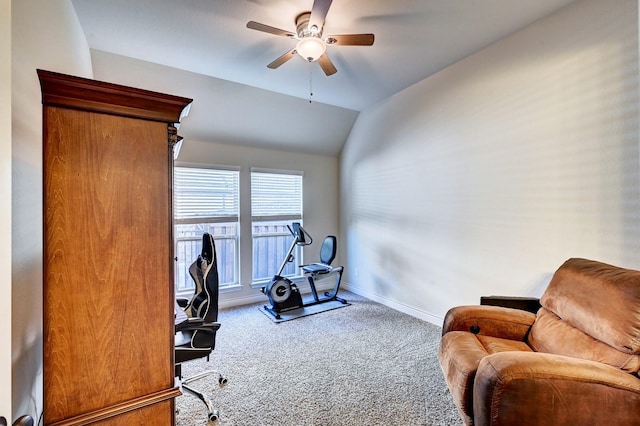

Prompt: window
xmin=251 ymin=170 xmax=303 ymax=282
xmin=174 ymin=167 xmax=239 ymax=295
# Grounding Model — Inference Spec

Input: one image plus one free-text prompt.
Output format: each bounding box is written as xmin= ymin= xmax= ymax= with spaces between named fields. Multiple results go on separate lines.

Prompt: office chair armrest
xmin=176 ymin=319 xmax=221 ymax=333
xmin=202 ymin=321 xmax=221 ymax=332
xmin=176 ymin=298 xmax=189 ymax=308
xmin=184 ymin=323 xmax=221 ymax=333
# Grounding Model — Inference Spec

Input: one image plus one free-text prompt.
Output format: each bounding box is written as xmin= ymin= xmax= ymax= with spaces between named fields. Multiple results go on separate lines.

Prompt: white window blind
xmin=251 ymin=171 xmax=303 ymax=221
xmin=174 ymin=167 xmax=239 ymax=222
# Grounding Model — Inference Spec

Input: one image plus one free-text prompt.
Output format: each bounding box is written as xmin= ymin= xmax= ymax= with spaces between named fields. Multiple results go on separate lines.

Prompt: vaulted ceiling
xmin=71 ymin=0 xmax=576 ymax=156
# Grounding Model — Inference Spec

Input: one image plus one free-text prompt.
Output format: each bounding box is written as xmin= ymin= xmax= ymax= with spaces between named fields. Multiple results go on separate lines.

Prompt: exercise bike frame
xmin=261 ymin=223 xmax=346 ymax=320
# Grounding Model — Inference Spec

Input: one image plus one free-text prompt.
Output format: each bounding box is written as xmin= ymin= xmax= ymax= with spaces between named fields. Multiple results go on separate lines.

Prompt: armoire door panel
xmin=45 ymin=390 xmax=178 ymax=426
xmin=44 ymin=107 xmax=173 ymax=422
xmin=90 ymin=401 xmax=175 ymax=426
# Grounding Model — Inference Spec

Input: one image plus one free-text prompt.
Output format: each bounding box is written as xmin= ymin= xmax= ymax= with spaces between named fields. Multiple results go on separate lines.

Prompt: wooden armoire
xmin=39 ymin=69 xmax=192 ymax=425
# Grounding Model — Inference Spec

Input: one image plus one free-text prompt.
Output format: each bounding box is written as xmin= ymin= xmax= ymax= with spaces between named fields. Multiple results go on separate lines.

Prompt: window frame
xmin=250 ymin=168 xmax=304 ymax=285
xmin=173 ymin=164 xmax=241 ymax=295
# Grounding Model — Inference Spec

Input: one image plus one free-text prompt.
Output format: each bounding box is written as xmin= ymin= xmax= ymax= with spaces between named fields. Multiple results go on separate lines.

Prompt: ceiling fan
xmin=246 ymin=0 xmax=374 ymax=76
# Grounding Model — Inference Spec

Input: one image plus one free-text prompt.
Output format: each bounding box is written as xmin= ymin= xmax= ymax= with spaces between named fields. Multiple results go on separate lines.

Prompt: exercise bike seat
xmin=302 ymin=263 xmax=332 ymax=274
xmin=301 ymin=236 xmax=337 ymax=275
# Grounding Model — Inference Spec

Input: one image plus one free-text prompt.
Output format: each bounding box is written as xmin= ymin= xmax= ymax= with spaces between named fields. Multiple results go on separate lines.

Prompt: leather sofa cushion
xmin=439 ymin=331 xmax=532 ymax=424
xmin=541 ymin=258 xmax=640 ymax=355
xmin=528 ymin=308 xmax=640 ymax=373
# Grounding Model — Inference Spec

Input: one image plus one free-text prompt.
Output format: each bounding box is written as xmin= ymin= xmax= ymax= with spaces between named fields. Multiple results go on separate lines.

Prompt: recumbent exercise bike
xmin=261 ymin=223 xmax=347 ymax=319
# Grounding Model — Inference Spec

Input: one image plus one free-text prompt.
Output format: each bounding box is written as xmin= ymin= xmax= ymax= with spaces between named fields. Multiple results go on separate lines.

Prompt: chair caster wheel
xmin=208 ymin=410 xmax=220 ymax=422
xmin=219 ymin=375 xmax=228 ymax=386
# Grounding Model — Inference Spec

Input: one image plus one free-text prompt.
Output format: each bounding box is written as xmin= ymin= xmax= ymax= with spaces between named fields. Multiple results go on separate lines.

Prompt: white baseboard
xmin=342 ymin=282 xmax=443 ymax=327
xmin=218 ymin=278 xmax=442 ymax=327
xmin=219 ymin=292 xmax=265 ymax=309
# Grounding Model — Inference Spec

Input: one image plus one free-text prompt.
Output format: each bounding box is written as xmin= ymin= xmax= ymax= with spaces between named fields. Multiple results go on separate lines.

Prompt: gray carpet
xmin=175 ymin=291 xmax=461 ymax=426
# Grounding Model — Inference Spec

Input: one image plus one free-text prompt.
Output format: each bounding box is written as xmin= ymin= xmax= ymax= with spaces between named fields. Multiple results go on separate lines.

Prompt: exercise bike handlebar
xmin=288 ymin=222 xmax=313 ymax=246
xmin=275 ymin=222 xmax=312 ymax=276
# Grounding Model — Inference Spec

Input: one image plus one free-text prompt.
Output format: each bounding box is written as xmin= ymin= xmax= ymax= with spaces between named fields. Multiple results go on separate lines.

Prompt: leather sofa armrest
xmin=442 ymin=305 xmax=536 ymax=340
xmin=474 ymin=351 xmax=640 ymax=426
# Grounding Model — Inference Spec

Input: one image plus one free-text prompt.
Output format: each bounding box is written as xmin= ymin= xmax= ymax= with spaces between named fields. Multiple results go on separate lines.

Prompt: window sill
xmin=220 ymin=284 xmax=243 ymax=293
xmin=176 ymin=283 xmax=243 ymax=300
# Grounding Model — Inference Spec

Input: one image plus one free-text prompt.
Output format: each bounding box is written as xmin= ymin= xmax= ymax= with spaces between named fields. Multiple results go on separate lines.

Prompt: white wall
xmin=89 ymin=49 xmax=358 ymax=158
xmin=340 ymin=0 xmax=640 ymax=324
xmin=11 ymin=0 xmax=92 ymax=420
xmin=177 ymin=140 xmax=339 ymax=307
xmin=1 ymin=0 xmax=12 ymax=421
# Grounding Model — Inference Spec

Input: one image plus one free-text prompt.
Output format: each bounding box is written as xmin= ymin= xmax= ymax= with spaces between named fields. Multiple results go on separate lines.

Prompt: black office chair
xmin=175 ymin=233 xmax=227 ymax=422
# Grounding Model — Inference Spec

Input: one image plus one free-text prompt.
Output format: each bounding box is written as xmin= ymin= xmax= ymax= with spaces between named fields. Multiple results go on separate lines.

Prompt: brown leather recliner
xmin=438 ymin=258 xmax=640 ymax=426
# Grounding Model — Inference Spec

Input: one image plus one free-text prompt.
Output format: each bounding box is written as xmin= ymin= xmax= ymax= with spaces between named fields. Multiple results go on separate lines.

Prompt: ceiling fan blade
xmin=267 ymin=49 xmax=297 ymax=69
xmin=247 ymin=21 xmax=296 ymax=38
xmin=325 ymin=34 xmax=375 ymax=46
xmin=317 ymin=53 xmax=337 ymax=76
xmin=309 ymin=0 xmax=333 ymax=32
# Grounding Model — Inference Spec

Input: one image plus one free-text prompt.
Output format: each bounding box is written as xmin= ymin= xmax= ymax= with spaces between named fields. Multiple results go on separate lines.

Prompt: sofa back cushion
xmin=528 ymin=307 xmax=640 ymax=372
xmin=529 ymin=258 xmax=640 ymax=371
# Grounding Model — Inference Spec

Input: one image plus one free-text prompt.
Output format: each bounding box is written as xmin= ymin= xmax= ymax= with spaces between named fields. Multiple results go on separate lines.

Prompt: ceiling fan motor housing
xmin=296 ymin=12 xmax=319 ymax=37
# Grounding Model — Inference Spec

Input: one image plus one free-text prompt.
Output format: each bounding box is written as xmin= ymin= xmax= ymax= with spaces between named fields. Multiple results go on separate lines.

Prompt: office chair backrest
xmin=319 ymin=236 xmax=337 ymax=266
xmin=185 ymin=233 xmax=219 ymax=325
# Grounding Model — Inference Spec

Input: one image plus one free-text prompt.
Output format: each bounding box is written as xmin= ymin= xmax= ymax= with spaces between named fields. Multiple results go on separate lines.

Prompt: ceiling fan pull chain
xmin=309 ymin=62 xmax=313 ymax=103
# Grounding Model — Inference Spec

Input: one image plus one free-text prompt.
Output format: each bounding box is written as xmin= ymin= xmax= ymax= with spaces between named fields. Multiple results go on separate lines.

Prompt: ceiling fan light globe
xmin=296 ymin=37 xmax=326 ymax=62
